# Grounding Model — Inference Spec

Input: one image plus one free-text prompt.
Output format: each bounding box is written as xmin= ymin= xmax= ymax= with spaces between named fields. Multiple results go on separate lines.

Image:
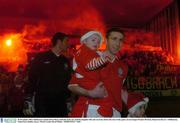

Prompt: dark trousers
xmin=35 ymin=94 xmax=67 ymax=117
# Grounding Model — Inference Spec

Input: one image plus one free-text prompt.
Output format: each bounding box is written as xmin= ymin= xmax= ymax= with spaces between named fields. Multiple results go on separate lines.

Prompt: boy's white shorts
xmin=86 ymin=104 xmax=121 ymax=117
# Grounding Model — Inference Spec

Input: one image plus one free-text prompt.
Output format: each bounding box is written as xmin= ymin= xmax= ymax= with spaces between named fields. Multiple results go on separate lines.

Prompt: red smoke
xmin=0 ymin=0 xmax=174 ymax=71
xmin=0 ymin=33 xmax=26 ymax=71
xmin=0 ymin=1 xmax=106 ymax=72
xmin=0 ymin=23 xmax=50 ymax=71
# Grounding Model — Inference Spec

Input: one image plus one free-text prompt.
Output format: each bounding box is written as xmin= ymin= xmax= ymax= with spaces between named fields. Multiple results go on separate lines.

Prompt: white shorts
xmin=86 ymin=104 xmax=121 ymax=117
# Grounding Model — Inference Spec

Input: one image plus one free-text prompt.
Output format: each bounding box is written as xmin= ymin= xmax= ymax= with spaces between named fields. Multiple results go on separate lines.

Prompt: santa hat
xmin=127 ymin=92 xmax=149 ymax=114
xmin=80 ymin=31 xmax=103 ymax=45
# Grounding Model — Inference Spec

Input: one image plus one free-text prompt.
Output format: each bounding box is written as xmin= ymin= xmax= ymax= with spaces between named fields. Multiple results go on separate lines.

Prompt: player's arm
xmin=25 ymin=55 xmax=41 ymax=98
xmin=121 ymin=88 xmax=128 ymax=105
xmin=68 ymin=82 xmax=107 ymax=99
xmin=23 ymin=54 xmax=42 ymax=116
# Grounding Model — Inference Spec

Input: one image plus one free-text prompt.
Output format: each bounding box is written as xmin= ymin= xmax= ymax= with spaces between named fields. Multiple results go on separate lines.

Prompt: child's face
xmin=133 ymin=104 xmax=146 ymax=117
xmin=84 ymin=34 xmax=101 ymax=50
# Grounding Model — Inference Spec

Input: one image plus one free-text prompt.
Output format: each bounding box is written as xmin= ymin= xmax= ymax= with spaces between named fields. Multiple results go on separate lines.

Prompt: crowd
xmin=0 ymin=65 xmax=27 ymax=116
xmin=120 ymin=50 xmax=175 ymax=76
xmin=24 ymin=41 xmax=51 ymax=52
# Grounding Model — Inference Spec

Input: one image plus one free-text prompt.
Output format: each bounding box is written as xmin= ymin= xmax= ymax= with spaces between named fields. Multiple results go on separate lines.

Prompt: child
xmin=69 ymin=31 xmax=115 ymax=117
xmin=127 ymin=92 xmax=149 ymax=117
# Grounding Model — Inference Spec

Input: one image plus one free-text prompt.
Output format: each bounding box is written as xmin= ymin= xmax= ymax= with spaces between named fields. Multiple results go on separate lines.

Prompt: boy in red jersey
xmin=69 ymin=31 xmax=116 ymax=117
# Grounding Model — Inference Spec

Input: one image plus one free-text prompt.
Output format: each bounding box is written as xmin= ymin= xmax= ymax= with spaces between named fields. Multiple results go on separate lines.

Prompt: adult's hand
xmin=88 ymin=82 xmax=108 ymax=98
xmin=23 ymin=96 xmax=35 ymax=116
xmin=23 ymin=100 xmax=35 ymax=116
xmin=102 ymin=51 xmax=116 ymax=62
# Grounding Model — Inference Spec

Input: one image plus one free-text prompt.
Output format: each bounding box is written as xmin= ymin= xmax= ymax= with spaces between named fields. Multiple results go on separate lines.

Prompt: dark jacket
xmin=25 ymin=50 xmax=72 ymax=116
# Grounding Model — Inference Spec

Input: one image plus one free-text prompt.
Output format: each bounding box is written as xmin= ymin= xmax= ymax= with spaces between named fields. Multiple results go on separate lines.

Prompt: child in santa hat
xmin=69 ymin=31 xmax=115 ymax=117
xmin=127 ymin=92 xmax=149 ymax=117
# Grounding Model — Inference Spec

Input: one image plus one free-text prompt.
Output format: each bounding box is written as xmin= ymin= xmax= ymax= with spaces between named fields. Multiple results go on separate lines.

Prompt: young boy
xmin=127 ymin=92 xmax=149 ymax=117
xmin=69 ymin=31 xmax=115 ymax=117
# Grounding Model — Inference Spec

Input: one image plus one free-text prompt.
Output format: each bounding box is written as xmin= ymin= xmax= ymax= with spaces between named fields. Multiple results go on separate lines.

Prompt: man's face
xmin=58 ymin=37 xmax=69 ymax=51
xmin=106 ymin=31 xmax=124 ymax=55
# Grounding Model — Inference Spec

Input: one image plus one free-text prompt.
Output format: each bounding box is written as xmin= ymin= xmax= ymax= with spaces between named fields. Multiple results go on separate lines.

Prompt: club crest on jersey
xmin=64 ymin=63 xmax=68 ymax=70
xmin=44 ymin=61 xmax=51 ymax=64
xmin=118 ymin=67 xmax=123 ymax=77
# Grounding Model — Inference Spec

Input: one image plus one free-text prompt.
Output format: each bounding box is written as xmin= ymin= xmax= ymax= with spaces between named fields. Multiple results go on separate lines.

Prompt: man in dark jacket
xmin=24 ymin=32 xmax=72 ymax=117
